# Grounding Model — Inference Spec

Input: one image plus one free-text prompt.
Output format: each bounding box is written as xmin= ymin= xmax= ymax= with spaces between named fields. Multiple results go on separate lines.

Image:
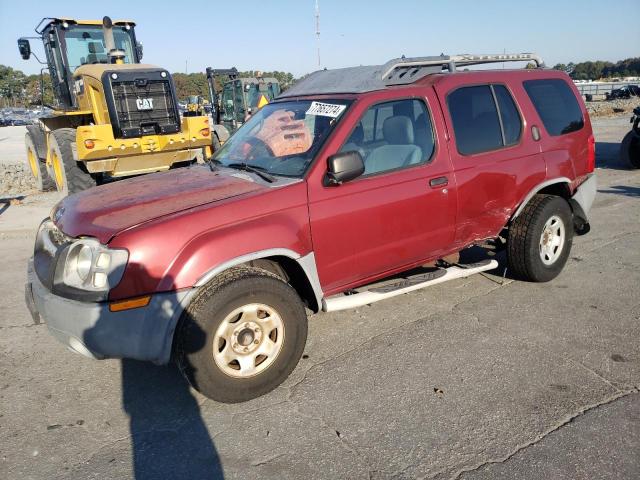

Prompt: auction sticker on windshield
xmin=306 ymin=101 xmax=346 ymax=118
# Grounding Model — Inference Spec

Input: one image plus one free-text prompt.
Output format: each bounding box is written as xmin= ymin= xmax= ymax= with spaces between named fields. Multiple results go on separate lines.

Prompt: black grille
xmin=106 ymin=71 xmax=181 ymax=138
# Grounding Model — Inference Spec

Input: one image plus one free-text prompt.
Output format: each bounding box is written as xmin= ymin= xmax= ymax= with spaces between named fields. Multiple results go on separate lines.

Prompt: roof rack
xmin=382 ymin=53 xmax=545 ymax=86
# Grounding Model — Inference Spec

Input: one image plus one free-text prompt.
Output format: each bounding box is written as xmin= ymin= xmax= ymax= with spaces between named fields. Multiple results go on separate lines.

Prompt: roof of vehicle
xmin=280 ymin=53 xmax=545 ymax=98
xmin=36 ymin=17 xmax=136 ymax=34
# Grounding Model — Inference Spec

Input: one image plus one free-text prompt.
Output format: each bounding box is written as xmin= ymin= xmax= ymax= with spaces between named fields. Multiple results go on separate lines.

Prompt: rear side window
xmin=447 ymin=84 xmax=522 ymax=155
xmin=493 ymin=85 xmax=522 ymax=146
xmin=523 ymin=79 xmax=584 ymax=136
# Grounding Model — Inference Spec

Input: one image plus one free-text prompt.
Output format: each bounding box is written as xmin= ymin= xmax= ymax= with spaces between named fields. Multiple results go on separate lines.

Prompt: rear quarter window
xmin=523 ymin=79 xmax=584 ymax=136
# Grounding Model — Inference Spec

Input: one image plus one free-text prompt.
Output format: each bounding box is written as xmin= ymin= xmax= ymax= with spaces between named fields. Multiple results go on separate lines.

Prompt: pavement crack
xmin=251 ymin=452 xmax=285 ymax=467
xmin=288 ymin=400 xmax=373 ymax=479
xmin=451 ymin=389 xmax=639 ymax=479
xmin=0 ymin=323 xmax=42 ymax=329
xmin=584 ymin=230 xmax=640 ymax=254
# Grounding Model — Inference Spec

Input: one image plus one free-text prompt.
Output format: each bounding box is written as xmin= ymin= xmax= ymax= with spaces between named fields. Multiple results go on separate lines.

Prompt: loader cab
xmin=20 ymin=18 xmax=142 ymax=109
xmin=219 ymin=77 xmax=281 ymax=133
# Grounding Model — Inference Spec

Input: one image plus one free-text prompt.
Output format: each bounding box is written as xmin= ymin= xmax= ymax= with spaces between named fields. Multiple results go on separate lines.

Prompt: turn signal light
xmin=109 ymin=295 xmax=151 ymax=312
xmin=84 ymin=139 xmax=95 ymax=149
xmin=199 ymin=128 xmax=210 ymax=137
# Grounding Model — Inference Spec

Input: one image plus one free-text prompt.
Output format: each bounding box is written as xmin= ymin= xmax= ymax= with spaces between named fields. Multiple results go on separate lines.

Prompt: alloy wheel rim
xmin=52 ymin=151 xmax=64 ymax=190
xmin=27 ymin=148 xmax=38 ymax=178
xmin=539 ymin=215 xmax=565 ymax=265
xmin=213 ymin=303 xmax=285 ymax=378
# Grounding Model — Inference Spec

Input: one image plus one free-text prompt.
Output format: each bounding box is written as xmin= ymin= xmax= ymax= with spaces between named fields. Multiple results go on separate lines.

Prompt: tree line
xmin=172 ymin=70 xmax=295 ymax=102
xmin=551 ymin=57 xmax=640 ymax=80
xmin=0 ymin=64 xmax=296 ymax=108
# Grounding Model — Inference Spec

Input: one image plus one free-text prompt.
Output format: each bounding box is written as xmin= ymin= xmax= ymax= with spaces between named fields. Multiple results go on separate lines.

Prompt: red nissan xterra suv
xmin=26 ymin=53 xmax=597 ymax=403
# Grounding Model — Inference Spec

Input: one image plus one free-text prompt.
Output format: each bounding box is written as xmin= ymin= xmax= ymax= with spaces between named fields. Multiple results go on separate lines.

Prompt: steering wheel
xmin=242 ymin=137 xmax=274 ymax=161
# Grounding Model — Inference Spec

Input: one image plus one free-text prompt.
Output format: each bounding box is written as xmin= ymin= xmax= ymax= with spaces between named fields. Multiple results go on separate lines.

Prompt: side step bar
xmin=321 ymin=259 xmax=498 ymax=312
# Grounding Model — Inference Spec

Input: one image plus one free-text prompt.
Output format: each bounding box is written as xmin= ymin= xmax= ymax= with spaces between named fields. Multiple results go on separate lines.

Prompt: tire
xmin=620 ymin=130 xmax=640 ymax=169
xmin=175 ymin=266 xmax=308 ymax=403
xmin=507 ymin=195 xmax=573 ymax=282
xmin=25 ymin=129 xmax=54 ymax=191
xmin=212 ymin=132 xmax=221 ymax=152
xmin=48 ymin=128 xmax=96 ymax=195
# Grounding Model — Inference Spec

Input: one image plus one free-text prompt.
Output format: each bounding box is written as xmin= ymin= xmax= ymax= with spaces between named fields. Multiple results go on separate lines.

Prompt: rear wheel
xmin=507 ymin=195 xmax=573 ymax=282
xmin=48 ymin=128 xmax=96 ymax=194
xmin=620 ymin=130 xmax=640 ymax=169
xmin=24 ymin=129 xmax=54 ymax=191
xmin=175 ymin=266 xmax=308 ymax=403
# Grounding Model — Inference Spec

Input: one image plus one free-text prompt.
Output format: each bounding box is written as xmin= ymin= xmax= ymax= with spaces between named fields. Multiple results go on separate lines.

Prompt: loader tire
xmin=49 ymin=128 xmax=96 ymax=195
xmin=25 ymin=128 xmax=54 ymax=192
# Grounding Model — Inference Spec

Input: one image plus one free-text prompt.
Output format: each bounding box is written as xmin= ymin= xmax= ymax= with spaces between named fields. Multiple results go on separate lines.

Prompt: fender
xmin=212 ymin=124 xmax=230 ymax=144
xmin=194 ymin=248 xmax=323 ymax=310
xmin=511 ymin=177 xmax=571 ymax=219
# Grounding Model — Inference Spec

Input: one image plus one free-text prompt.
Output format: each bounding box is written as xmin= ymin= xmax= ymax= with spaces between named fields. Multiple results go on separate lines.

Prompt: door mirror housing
xmin=325 ymin=150 xmax=365 ymax=186
xmin=18 ymin=38 xmax=31 ymax=60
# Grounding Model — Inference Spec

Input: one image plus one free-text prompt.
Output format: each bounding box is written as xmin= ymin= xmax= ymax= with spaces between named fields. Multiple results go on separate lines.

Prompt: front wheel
xmin=48 ymin=128 xmax=96 ymax=195
xmin=175 ymin=266 xmax=308 ymax=403
xmin=507 ymin=195 xmax=574 ymax=282
xmin=25 ymin=129 xmax=54 ymax=191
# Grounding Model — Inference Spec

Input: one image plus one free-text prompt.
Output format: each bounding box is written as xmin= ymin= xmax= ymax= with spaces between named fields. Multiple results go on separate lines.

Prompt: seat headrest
xmin=88 ymin=42 xmax=105 ymax=54
xmin=383 ymin=116 xmax=414 ymax=145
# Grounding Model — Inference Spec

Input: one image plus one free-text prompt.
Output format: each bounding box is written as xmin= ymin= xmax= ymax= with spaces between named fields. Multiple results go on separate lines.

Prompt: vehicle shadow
xmin=596 ymin=141 xmax=628 ymax=170
xmin=84 ymin=266 xmax=224 ymax=479
xmin=598 ymin=185 xmax=640 ymax=197
xmin=121 ymin=360 xmax=224 ymax=480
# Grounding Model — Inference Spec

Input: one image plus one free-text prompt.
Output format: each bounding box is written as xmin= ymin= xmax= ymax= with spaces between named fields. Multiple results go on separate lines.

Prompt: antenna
xmin=315 ymin=0 xmax=320 ymax=68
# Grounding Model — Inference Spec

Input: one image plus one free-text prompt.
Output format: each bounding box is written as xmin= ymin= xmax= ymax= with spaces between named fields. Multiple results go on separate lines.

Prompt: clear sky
xmin=1 ymin=0 xmax=638 ymax=77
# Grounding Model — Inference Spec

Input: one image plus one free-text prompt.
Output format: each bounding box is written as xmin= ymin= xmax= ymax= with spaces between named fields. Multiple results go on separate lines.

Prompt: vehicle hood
xmin=53 ymin=166 xmax=266 ymax=243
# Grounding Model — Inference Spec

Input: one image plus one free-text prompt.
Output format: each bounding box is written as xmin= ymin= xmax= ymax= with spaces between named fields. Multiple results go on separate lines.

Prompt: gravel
xmin=586 ymin=97 xmax=640 ymax=118
xmin=0 ymin=163 xmax=38 ymax=196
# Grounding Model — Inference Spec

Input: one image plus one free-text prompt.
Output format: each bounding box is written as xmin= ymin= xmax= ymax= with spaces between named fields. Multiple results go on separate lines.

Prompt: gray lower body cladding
xmin=26 ymin=260 xmax=190 ymax=365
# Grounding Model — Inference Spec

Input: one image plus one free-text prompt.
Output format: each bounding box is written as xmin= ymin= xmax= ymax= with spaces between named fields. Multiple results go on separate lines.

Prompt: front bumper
xmin=26 ymin=260 xmax=191 ymax=365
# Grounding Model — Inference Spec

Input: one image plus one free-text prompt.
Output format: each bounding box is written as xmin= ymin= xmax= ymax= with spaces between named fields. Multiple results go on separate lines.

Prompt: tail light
xmin=199 ymin=128 xmax=210 ymax=137
xmin=587 ymin=134 xmax=595 ymax=172
xmin=84 ymin=139 xmax=95 ymax=149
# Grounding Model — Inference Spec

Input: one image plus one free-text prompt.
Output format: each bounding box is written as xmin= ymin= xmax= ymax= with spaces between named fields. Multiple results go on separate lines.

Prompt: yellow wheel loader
xmin=18 ymin=16 xmax=211 ymax=194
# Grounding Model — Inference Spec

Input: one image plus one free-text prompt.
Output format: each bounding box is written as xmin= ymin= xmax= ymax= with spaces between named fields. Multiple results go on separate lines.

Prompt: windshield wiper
xmin=226 ymin=163 xmax=276 ymax=183
xmin=208 ymin=157 xmax=221 ymax=172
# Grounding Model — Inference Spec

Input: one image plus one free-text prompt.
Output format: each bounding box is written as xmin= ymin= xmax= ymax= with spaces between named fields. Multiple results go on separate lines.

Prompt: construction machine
xmin=18 ymin=16 xmax=211 ymax=194
xmin=205 ymin=68 xmax=280 ymax=146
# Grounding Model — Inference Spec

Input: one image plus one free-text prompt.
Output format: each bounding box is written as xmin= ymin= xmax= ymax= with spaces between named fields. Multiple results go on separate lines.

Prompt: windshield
xmin=214 ymin=99 xmax=351 ymax=178
xmin=63 ymin=25 xmax=136 ymax=72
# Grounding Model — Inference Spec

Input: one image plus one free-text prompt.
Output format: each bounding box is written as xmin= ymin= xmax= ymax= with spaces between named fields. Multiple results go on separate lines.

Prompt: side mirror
xmin=136 ymin=42 xmax=143 ymax=60
xmin=325 ymin=151 xmax=364 ymax=186
xmin=18 ymin=38 xmax=31 ymax=60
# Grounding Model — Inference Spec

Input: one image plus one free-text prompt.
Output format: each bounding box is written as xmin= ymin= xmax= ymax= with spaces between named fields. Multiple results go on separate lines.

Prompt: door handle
xmin=429 ymin=176 xmax=448 ymax=188
xmin=531 ymin=125 xmax=541 ymax=141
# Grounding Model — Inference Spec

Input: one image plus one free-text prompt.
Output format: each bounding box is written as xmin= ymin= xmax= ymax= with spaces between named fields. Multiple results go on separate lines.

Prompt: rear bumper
xmin=570 ymin=174 xmax=597 ymax=230
xmin=26 ymin=260 xmax=191 ymax=364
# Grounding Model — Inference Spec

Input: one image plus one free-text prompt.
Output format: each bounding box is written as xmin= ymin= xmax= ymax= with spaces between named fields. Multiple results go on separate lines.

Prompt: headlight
xmin=61 ymin=239 xmax=128 ymax=292
xmin=76 ymin=245 xmax=93 ymax=281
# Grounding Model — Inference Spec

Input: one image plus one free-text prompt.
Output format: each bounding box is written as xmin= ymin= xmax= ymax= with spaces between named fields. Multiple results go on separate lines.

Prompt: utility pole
xmin=315 ymin=0 xmax=321 ymax=68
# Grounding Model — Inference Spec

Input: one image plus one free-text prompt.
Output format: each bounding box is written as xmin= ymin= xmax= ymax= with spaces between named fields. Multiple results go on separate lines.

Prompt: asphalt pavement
xmin=0 ymin=116 xmax=638 ymax=479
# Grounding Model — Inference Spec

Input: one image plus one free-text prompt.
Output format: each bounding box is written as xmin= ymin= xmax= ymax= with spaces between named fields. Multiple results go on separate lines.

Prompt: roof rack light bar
xmin=382 ymin=52 xmax=545 ymax=86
